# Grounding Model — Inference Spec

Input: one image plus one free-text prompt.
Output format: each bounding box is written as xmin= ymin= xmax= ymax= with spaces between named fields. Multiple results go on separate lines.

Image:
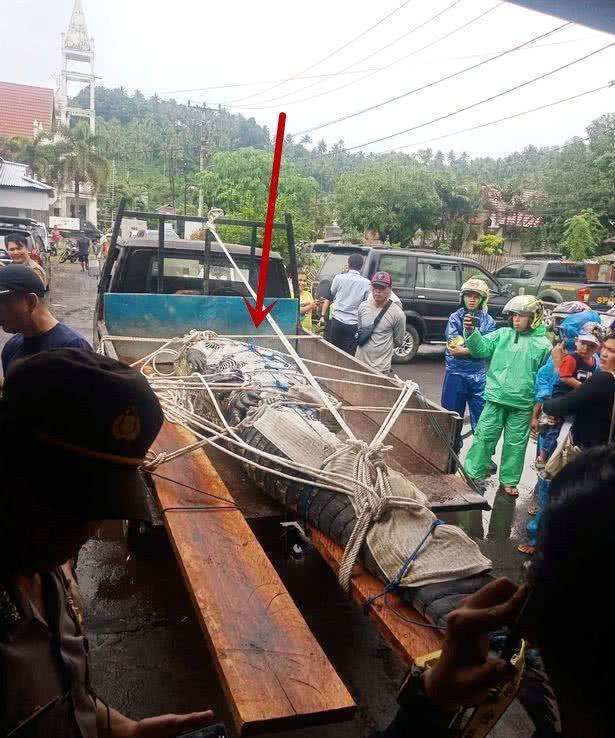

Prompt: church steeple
xmin=53 ymin=0 xmax=98 ymax=225
xmin=64 ymin=0 xmax=91 ymax=52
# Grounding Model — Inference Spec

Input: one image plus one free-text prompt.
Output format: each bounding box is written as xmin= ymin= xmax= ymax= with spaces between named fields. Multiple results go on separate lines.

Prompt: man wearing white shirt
xmin=320 ymin=253 xmax=371 ymax=354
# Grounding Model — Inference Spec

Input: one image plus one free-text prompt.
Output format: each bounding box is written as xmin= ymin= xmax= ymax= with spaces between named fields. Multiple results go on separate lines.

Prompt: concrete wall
xmin=0 ymin=187 xmax=50 ymax=224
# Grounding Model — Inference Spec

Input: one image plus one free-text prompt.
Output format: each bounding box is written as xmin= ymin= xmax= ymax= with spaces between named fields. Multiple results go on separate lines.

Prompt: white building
xmin=0 ymin=159 xmax=54 ymax=223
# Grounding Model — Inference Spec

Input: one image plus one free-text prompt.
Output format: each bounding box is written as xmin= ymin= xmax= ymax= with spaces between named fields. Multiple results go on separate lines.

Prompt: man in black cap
xmin=0 ymin=349 xmax=215 ymax=737
xmin=0 ymin=263 xmax=91 ymax=376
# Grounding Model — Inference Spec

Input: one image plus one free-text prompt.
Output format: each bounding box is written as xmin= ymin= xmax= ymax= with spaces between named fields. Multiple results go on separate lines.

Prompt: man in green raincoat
xmin=462 ymin=295 xmax=552 ymax=497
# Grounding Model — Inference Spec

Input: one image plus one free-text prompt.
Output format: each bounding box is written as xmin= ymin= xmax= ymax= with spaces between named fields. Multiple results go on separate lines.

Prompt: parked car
xmin=314 ymin=245 xmax=512 ymax=363
xmin=0 ymin=218 xmax=51 ymax=289
xmin=0 ymin=244 xmax=11 ymax=266
xmin=493 ymin=259 xmax=615 ymax=310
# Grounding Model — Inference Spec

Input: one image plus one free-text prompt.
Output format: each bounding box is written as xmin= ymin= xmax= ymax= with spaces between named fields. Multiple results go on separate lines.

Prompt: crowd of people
xmin=304 ymin=254 xmax=615 ymax=554
xmin=1 ymin=247 xmax=614 ymax=737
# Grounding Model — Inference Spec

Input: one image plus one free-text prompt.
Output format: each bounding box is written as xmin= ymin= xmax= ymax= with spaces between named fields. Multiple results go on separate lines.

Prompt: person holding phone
xmin=376 ymin=445 xmax=615 ymax=738
xmin=461 ymin=295 xmax=552 ymax=500
xmin=443 ymin=279 xmax=496 ymax=454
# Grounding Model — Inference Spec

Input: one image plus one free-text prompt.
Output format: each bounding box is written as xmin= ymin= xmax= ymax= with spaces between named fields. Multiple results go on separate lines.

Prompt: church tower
xmin=52 ymin=0 xmax=98 ymax=225
xmin=58 ymin=0 xmax=95 ymax=132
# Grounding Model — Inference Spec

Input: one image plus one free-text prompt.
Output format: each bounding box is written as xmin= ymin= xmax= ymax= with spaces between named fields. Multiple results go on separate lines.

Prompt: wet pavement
xmin=2 ymin=260 xmax=536 ymax=736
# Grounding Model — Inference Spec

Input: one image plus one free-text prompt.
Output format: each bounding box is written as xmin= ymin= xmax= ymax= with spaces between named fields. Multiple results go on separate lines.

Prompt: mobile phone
xmin=466 ymin=313 xmax=481 ymax=328
xmin=175 ymin=724 xmax=229 ymax=738
xmin=499 ymin=586 xmax=533 ymax=664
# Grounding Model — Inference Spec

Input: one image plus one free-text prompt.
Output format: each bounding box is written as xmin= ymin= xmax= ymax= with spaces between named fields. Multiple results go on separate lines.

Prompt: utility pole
xmin=197 ymin=103 xmax=222 ymax=217
xmin=198 ymin=104 xmax=208 ymax=217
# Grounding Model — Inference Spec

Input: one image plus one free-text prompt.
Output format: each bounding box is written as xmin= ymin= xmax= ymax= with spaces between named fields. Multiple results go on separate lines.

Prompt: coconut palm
xmin=0 ymin=132 xmax=57 ymax=180
xmin=54 ymin=122 xmax=110 ymax=225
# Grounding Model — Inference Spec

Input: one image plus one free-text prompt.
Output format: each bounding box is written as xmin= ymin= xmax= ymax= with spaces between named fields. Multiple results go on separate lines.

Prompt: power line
xmin=372 ymin=83 xmax=614 ymax=155
xmin=158 ymin=36 xmax=583 ymax=99
xmin=265 ymin=1 xmax=502 ymax=109
xmin=250 ymin=0 xmax=467 ymax=107
xmin=292 ymin=21 xmax=571 ymax=137
xmin=227 ymin=0 xmax=415 ymax=104
xmin=340 ymin=41 xmax=615 ymax=151
xmin=160 ymin=68 xmax=385 ymax=95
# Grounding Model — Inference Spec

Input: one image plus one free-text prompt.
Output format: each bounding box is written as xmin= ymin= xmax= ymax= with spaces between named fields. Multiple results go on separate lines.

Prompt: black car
xmin=314 ymin=246 xmax=512 ymax=363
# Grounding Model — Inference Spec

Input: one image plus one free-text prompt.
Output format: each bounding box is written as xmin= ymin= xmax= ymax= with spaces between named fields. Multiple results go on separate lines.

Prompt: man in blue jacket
xmin=442 ymin=278 xmax=496 ymax=452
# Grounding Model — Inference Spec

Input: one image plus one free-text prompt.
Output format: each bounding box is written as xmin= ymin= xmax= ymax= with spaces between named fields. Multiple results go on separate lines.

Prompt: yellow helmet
xmin=503 ymin=295 xmax=544 ymax=330
xmin=461 ymin=278 xmax=490 ymax=311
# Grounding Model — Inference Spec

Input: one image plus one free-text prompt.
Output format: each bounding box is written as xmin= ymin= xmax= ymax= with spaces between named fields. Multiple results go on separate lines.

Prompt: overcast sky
xmin=1 ymin=0 xmax=613 ymax=158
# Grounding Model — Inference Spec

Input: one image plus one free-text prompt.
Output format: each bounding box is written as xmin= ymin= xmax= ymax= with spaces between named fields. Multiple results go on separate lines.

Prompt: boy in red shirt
xmin=535 ymin=331 xmax=600 ymax=467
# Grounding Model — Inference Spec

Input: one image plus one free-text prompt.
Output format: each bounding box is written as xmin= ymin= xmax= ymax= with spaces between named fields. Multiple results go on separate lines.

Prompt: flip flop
xmin=528 ymin=506 xmax=539 ymax=516
xmin=518 ymin=543 xmax=535 ymax=555
xmin=502 ymin=486 xmax=519 ymax=498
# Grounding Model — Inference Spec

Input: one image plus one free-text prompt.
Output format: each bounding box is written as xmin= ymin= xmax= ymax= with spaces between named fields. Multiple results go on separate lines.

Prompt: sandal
xmin=502 ymin=486 xmax=519 ymax=498
xmin=518 ymin=543 xmax=535 ymax=555
xmin=528 ymin=506 xmax=539 ymax=516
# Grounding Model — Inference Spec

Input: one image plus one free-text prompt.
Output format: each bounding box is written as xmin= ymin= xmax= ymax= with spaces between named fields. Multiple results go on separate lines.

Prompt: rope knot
xmin=144 ymin=451 xmax=168 ymax=470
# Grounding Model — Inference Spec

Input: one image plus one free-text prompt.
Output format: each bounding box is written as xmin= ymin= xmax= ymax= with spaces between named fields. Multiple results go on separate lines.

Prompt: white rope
xmin=203 ymin=209 xmax=356 ymax=440
xmin=125 ymin=211 xmax=438 ymax=593
xmin=336 ymin=380 xmax=420 ymax=590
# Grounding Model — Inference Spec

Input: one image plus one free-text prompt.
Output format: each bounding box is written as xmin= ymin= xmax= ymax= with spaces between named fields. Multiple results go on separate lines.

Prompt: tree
xmin=194 ymin=148 xmax=320 ymax=256
xmin=562 ymin=208 xmax=607 ymax=260
xmin=0 ymin=132 xmax=57 ymax=180
xmin=54 ymin=123 xmax=110 ymax=225
xmin=335 ymin=160 xmax=440 ymax=245
xmin=475 ymin=234 xmax=504 ymax=255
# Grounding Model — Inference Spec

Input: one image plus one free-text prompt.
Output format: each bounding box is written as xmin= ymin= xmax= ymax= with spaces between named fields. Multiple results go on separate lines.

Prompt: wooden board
xmin=309 ymin=530 xmax=444 ymax=664
xmin=150 ymin=422 xmax=356 ymax=735
xmin=409 ymin=474 xmax=490 ymax=513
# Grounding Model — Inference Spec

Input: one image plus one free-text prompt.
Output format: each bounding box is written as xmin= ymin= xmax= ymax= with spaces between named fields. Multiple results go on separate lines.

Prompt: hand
xmin=122 ymin=711 xmax=215 ymax=738
xmin=422 ymin=578 xmax=527 ymax=711
xmin=463 ymin=314 xmax=475 ymax=331
xmin=546 ymin=415 xmax=558 ymax=426
xmin=447 ymin=344 xmax=465 ymax=357
xmin=530 ymin=415 xmax=540 ymax=438
xmin=319 ymin=317 xmax=326 ymax=327
xmin=551 ymin=342 xmax=566 ymax=369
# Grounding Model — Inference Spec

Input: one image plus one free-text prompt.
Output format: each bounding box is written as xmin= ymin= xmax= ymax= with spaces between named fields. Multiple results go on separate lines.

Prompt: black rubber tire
xmin=392 ymin=323 xmax=420 ymax=364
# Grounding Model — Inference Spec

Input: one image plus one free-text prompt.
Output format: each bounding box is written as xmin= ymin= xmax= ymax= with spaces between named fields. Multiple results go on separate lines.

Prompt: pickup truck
xmin=313 ymin=245 xmax=512 ymax=363
xmin=94 ymin=205 xmax=486 ymax=736
xmin=493 ymin=259 xmax=615 ymax=310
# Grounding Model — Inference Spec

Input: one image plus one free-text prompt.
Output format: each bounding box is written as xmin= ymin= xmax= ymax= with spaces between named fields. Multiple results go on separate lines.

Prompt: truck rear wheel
xmin=392 ymin=324 xmax=420 ymax=364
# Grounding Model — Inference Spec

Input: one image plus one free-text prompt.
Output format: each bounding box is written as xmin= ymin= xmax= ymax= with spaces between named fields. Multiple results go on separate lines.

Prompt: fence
xmin=454 ymin=250 xmax=517 ymax=275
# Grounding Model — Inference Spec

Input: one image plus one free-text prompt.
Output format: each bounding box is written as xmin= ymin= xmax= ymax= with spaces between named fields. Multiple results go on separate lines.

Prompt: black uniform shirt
xmin=0 ymin=566 xmax=98 ymax=738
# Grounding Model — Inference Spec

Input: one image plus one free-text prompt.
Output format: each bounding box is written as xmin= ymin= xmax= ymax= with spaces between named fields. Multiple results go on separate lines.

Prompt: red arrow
xmin=244 ymin=112 xmax=286 ymax=328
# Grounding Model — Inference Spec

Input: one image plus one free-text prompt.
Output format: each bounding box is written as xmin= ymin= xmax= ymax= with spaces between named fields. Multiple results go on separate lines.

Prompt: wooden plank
xmin=299 ymin=337 xmax=459 ymax=474
xmin=150 ymin=422 xmax=356 ymax=735
xmin=409 ymin=474 xmax=490 ymax=513
xmin=309 ymin=529 xmax=444 ymax=665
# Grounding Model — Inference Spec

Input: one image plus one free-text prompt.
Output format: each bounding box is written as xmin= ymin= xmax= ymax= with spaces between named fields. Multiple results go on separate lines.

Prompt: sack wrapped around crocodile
xmin=174 ymin=337 xmax=492 ymax=627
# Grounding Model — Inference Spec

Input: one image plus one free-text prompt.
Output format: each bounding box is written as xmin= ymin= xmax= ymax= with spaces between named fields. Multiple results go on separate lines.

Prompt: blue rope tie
xmin=301 ymin=485 xmax=315 ymax=531
xmin=363 ymin=519 xmax=444 ymax=613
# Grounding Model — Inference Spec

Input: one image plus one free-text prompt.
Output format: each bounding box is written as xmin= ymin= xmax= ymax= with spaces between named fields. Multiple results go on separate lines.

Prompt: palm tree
xmin=0 ymin=132 xmax=56 ymax=180
xmin=54 ymin=122 xmax=110 ymax=226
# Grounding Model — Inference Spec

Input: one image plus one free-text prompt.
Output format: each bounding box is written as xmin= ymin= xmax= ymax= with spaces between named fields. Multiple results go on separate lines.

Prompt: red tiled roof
xmin=496 ymin=211 xmax=543 ymax=228
xmin=0 ymin=81 xmax=54 ymax=140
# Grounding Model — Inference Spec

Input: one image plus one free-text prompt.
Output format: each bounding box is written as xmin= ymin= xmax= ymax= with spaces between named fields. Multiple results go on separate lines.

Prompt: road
xmin=2 ymin=261 xmax=534 ymax=737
